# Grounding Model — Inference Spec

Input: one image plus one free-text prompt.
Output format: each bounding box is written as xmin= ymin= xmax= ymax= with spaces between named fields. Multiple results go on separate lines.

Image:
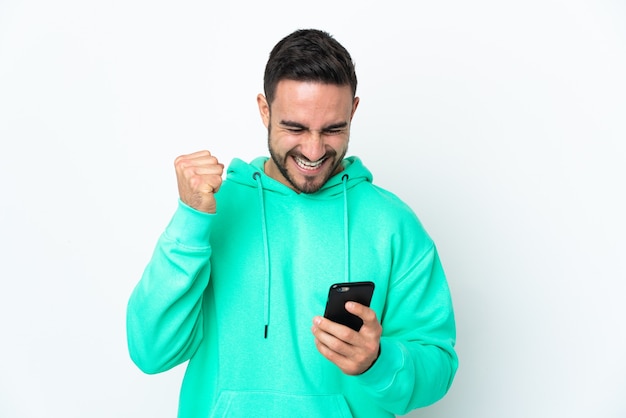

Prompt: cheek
xmin=328 ymin=135 xmax=350 ymax=151
xmin=276 ymin=132 xmax=301 ymax=146
xmin=269 ymin=132 xmax=297 ymax=154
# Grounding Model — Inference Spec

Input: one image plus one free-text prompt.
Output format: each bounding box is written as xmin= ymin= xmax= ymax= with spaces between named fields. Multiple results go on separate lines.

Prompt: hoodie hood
xmin=225 ymin=156 xmax=373 ymax=197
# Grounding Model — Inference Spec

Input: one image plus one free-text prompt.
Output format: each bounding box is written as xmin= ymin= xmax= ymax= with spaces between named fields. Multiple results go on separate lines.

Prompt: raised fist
xmin=174 ymin=150 xmax=224 ymax=213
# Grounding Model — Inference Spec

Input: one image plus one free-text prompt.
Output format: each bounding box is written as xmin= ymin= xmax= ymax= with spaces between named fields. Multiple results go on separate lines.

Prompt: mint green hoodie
xmin=127 ymin=156 xmax=457 ymax=418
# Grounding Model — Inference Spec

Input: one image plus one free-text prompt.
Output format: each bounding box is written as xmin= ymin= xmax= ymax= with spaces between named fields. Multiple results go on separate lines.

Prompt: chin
xmin=293 ymin=174 xmax=329 ymax=194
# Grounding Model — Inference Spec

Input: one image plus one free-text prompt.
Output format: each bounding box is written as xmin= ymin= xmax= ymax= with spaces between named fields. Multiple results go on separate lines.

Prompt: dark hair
xmin=263 ymin=29 xmax=357 ymax=105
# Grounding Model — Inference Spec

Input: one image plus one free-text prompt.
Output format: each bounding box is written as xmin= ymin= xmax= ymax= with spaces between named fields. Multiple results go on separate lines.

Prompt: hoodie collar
xmin=226 ymin=156 xmax=372 ymax=197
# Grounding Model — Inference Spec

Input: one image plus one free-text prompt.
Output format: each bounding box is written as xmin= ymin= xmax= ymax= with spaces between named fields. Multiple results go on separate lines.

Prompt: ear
xmin=350 ymin=96 xmax=360 ymax=120
xmin=257 ymin=94 xmax=270 ymax=128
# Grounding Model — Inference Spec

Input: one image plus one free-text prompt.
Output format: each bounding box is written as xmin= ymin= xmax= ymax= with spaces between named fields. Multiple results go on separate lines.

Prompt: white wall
xmin=1 ymin=1 xmax=624 ymax=417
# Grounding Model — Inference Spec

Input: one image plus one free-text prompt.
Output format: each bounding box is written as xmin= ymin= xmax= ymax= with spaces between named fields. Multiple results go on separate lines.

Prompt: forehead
xmin=271 ymin=80 xmax=354 ymax=123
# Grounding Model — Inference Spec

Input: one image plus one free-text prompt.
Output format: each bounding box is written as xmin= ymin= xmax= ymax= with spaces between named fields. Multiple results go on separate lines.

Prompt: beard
xmin=267 ymin=132 xmax=347 ymax=194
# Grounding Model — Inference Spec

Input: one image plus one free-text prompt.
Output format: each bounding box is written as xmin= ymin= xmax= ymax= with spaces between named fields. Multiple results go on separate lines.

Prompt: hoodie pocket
xmin=210 ymin=390 xmax=354 ymax=418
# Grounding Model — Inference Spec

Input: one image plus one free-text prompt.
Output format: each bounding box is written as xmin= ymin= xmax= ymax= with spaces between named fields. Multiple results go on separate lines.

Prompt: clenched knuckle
xmin=174 ymin=155 xmax=188 ymax=167
xmin=184 ymin=166 xmax=198 ymax=178
xmin=188 ymin=175 xmax=203 ymax=189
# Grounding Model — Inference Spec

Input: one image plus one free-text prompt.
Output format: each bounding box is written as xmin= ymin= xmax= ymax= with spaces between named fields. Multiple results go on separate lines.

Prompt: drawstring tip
xmin=264 ymin=325 xmax=268 ymax=339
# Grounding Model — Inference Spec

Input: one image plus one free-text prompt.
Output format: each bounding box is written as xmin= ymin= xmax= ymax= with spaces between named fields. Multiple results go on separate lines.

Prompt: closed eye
xmin=323 ymin=129 xmax=345 ymax=135
xmin=279 ymin=120 xmax=348 ymax=135
xmin=280 ymin=121 xmax=306 ymax=133
xmin=322 ymin=122 xmax=348 ymax=135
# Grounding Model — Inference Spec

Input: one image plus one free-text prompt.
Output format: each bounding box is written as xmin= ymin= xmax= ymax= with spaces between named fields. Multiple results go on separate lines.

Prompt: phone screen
xmin=323 ymin=281 xmax=375 ymax=331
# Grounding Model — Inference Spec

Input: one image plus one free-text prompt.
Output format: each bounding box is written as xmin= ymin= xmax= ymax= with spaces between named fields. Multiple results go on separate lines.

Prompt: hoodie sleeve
xmin=356 ymin=241 xmax=458 ymax=415
xmin=126 ymin=200 xmax=214 ymax=374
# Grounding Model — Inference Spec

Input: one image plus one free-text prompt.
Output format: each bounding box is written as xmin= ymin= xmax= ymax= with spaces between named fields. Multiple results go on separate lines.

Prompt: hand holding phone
xmin=323 ymin=281 xmax=375 ymax=331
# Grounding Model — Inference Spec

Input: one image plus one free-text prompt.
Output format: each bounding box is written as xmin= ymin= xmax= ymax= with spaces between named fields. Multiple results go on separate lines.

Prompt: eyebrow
xmin=279 ymin=120 xmax=349 ymax=131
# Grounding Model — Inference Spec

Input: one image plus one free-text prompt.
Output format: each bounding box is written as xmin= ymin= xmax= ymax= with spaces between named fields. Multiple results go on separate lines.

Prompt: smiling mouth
xmin=293 ymin=155 xmax=328 ymax=171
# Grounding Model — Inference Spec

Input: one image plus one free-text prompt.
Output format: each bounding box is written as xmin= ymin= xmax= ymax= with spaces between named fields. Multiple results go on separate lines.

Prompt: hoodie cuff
xmin=355 ymin=338 xmax=405 ymax=393
xmin=163 ymin=200 xmax=215 ymax=248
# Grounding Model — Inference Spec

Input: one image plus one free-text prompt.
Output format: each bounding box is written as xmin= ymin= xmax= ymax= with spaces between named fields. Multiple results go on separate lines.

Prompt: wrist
xmin=359 ymin=344 xmax=382 ymax=375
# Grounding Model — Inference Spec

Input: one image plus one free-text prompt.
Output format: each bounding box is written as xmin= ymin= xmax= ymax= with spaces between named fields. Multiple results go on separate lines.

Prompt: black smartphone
xmin=323 ymin=281 xmax=375 ymax=331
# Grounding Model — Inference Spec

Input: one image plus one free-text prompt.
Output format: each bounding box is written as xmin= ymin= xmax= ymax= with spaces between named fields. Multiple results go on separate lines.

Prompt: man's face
xmin=257 ymin=80 xmax=359 ymax=194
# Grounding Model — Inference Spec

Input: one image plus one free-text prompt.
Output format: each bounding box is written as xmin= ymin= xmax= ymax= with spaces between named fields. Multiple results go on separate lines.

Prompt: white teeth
xmin=295 ymin=156 xmax=326 ymax=170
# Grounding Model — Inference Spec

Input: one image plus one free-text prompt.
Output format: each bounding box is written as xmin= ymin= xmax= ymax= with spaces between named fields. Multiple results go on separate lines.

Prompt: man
xmin=127 ymin=29 xmax=457 ymax=418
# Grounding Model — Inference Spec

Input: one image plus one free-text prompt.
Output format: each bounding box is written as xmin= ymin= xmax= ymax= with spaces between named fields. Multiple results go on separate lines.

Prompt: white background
xmin=1 ymin=1 xmax=625 ymax=417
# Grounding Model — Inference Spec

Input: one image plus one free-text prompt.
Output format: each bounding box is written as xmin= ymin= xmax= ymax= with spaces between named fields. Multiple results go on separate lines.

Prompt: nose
xmin=299 ymin=131 xmax=326 ymax=162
